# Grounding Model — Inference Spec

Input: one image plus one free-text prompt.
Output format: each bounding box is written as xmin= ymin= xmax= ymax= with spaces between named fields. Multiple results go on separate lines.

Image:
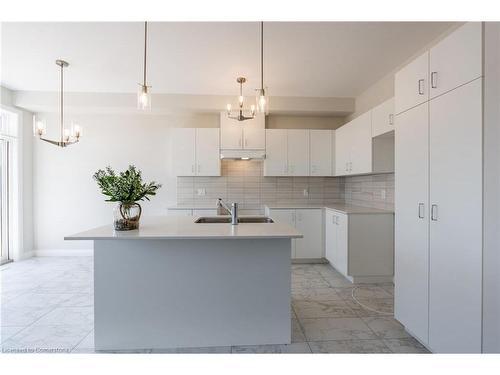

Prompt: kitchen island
xmin=65 ymin=216 xmax=302 ymax=351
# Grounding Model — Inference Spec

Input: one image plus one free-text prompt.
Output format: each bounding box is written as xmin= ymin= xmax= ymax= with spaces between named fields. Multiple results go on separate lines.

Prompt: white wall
xmin=482 ymin=21 xmax=500 ymax=354
xmin=32 ymin=112 xmax=217 ymax=254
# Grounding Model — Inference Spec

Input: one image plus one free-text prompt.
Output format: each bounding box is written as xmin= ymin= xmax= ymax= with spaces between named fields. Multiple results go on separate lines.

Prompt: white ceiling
xmin=1 ymin=22 xmax=455 ymax=97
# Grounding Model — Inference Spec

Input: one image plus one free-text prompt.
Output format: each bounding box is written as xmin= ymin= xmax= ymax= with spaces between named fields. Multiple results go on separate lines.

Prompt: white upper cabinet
xmin=335 ymin=124 xmax=351 ymax=175
xmin=349 ymin=112 xmax=373 ymax=175
xmin=172 ymin=128 xmax=196 ymax=176
xmin=287 ymin=129 xmax=310 ymax=176
xmin=335 ymin=111 xmax=373 ymax=176
xmin=195 ymin=128 xmax=221 ymax=176
xmin=372 ymin=97 xmax=395 ymax=137
xmin=220 ymin=112 xmax=265 ymax=150
xmin=172 ymin=128 xmax=220 ymax=176
xmin=310 ymin=130 xmax=334 ymax=176
xmin=395 ymin=51 xmax=429 ymax=115
xmin=243 ymin=115 xmax=266 ymax=149
xmin=429 ymin=22 xmax=482 ymax=99
xmin=264 ymin=129 xmax=288 ymax=176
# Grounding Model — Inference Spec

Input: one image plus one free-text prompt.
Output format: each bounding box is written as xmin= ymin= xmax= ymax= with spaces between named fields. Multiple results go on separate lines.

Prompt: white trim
xmin=35 ymin=249 xmax=93 ymax=257
xmin=20 ymin=250 xmax=34 ymax=259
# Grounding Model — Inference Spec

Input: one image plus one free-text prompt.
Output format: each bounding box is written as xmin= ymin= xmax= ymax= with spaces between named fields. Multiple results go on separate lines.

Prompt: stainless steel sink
xmin=195 ymin=216 xmax=274 ymax=224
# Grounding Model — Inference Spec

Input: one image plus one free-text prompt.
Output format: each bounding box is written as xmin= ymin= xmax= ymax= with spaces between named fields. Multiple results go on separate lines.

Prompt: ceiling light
xmin=33 ymin=60 xmax=82 ymax=147
xmin=226 ymin=77 xmax=256 ymax=121
xmin=256 ymin=21 xmax=269 ymax=115
xmin=138 ymin=21 xmax=151 ymax=110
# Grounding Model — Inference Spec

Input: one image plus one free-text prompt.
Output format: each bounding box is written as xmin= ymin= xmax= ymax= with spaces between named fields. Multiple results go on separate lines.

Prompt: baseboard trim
xmin=35 ymin=249 xmax=93 ymax=257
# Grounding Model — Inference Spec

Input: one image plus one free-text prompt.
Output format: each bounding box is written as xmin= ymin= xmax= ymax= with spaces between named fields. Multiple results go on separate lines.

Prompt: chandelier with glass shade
xmin=33 ymin=59 xmax=82 ymax=147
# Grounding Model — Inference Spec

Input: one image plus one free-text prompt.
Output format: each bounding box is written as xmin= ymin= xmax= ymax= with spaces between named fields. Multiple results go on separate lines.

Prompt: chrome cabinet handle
xmin=335 ymin=216 xmax=339 ymax=225
xmin=431 ymin=72 xmax=437 ymax=89
xmin=389 ymin=114 xmax=394 ymax=125
xmin=418 ymin=203 xmax=425 ymax=219
xmin=431 ymin=204 xmax=438 ymax=221
xmin=418 ymin=79 xmax=425 ymax=95
xmin=349 ymin=162 xmax=353 ymax=172
xmin=345 ymin=162 xmax=348 ymax=172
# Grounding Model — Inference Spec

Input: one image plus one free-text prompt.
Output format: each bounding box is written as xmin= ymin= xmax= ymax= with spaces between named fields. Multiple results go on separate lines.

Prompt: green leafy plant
xmin=93 ymin=165 xmax=162 ymax=204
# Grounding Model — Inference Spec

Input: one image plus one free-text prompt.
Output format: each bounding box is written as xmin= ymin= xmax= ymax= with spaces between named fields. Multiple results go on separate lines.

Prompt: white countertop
xmin=65 ymin=216 xmax=303 ymax=240
xmin=264 ymin=202 xmax=394 ymax=214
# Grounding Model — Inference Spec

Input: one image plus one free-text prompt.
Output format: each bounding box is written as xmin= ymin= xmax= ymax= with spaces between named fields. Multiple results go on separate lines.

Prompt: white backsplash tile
xmin=177 ymin=160 xmax=393 ymax=210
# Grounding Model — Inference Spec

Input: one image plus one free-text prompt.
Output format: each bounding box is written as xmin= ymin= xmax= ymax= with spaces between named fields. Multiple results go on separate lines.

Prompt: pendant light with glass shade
xmin=255 ymin=21 xmax=269 ymax=114
xmin=137 ymin=21 xmax=151 ymax=110
xmin=33 ymin=59 xmax=82 ymax=147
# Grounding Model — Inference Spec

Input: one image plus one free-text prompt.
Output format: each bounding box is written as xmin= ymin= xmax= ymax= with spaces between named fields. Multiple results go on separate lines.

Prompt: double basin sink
xmin=195 ymin=216 xmax=274 ymax=224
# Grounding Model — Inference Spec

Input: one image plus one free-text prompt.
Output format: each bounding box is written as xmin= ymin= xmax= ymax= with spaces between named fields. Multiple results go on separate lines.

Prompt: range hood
xmin=220 ymin=150 xmax=266 ymax=160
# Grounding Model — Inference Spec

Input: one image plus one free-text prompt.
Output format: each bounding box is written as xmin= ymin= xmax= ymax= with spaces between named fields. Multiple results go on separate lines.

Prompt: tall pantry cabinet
xmin=394 ymin=22 xmax=483 ymax=353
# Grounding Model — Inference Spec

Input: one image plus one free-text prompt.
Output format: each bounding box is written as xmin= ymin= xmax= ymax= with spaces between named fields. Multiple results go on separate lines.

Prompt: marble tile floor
xmin=0 ymin=257 xmax=429 ymax=354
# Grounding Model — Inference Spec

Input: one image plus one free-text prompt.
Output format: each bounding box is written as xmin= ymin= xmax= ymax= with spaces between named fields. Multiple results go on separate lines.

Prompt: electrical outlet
xmin=197 ymin=188 xmax=206 ymax=196
xmin=381 ymin=189 xmax=386 ymax=200
xmin=303 ymin=189 xmax=309 ymax=197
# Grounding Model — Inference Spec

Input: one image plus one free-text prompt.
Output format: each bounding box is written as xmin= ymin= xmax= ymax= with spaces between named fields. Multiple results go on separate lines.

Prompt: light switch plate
xmin=303 ymin=189 xmax=309 ymax=197
xmin=197 ymin=188 xmax=206 ymax=196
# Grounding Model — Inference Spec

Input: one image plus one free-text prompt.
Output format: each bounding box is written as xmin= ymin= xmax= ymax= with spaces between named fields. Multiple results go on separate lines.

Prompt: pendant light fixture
xmin=33 ymin=59 xmax=82 ymax=147
xmin=226 ymin=77 xmax=256 ymax=121
xmin=137 ymin=21 xmax=151 ymax=110
xmin=255 ymin=21 xmax=269 ymax=114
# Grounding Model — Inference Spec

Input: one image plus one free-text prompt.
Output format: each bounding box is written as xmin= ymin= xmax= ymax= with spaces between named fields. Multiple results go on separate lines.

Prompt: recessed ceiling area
xmin=1 ymin=22 xmax=456 ymax=97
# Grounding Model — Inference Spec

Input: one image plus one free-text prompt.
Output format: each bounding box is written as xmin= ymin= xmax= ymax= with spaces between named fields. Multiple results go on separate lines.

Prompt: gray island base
xmin=65 ymin=216 xmax=302 ymax=351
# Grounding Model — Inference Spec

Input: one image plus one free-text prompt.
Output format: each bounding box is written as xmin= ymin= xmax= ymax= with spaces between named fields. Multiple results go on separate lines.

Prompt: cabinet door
xmin=429 ymin=22 xmax=482 ymax=99
xmin=295 ymin=209 xmax=323 ymax=259
xmin=310 ymin=130 xmax=333 ymax=176
xmin=335 ymin=124 xmax=351 ymax=175
xmin=264 ymin=129 xmax=288 ymax=176
xmin=335 ymin=213 xmax=349 ymax=276
xmin=428 ymin=79 xmax=482 ymax=353
xmin=287 ymin=130 xmax=310 ymax=176
xmin=324 ymin=210 xmax=337 ymax=264
xmin=220 ymin=112 xmax=243 ymax=149
xmin=267 ymin=209 xmax=296 ymax=257
xmin=195 ymin=128 xmax=221 ymax=176
xmin=172 ymin=128 xmax=196 ymax=176
xmin=395 ymin=51 xmax=429 ymax=115
xmin=394 ymin=102 xmax=429 ymax=345
xmin=243 ymin=114 xmax=265 ymax=149
xmin=372 ymin=97 xmax=395 ymax=137
xmin=349 ymin=111 xmax=372 ymax=175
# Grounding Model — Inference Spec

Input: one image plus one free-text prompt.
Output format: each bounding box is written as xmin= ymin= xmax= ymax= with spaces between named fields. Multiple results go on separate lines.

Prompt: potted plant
xmin=93 ymin=165 xmax=162 ymax=231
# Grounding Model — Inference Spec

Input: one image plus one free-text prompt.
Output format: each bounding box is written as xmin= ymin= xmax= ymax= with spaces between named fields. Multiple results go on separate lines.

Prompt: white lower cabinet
xmin=324 ymin=210 xmax=348 ymax=275
xmin=324 ymin=209 xmax=394 ymax=283
xmin=266 ymin=208 xmax=323 ymax=260
xmin=295 ymin=209 xmax=324 ymax=259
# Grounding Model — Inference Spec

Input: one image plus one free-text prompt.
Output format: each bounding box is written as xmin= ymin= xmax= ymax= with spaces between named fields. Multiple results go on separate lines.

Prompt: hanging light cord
xmin=143 ymin=21 xmax=148 ymax=86
xmin=260 ymin=21 xmax=264 ymax=91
